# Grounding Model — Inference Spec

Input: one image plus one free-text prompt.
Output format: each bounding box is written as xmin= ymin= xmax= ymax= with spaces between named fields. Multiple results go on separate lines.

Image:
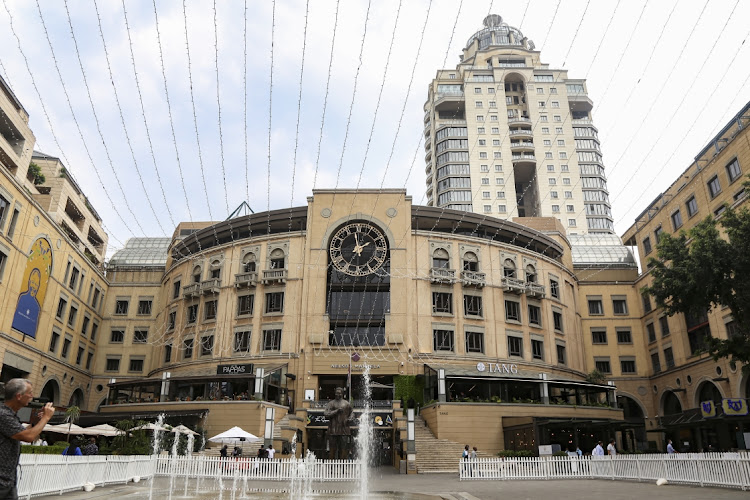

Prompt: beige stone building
xmin=423 ymin=14 xmax=614 ymax=234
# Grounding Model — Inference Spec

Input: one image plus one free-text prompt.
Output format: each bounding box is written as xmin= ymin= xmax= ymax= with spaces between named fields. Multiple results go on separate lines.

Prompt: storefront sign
xmin=216 ymin=363 xmax=254 ymax=375
xmin=476 ymin=362 xmax=518 ymax=374
xmin=307 ymin=411 xmax=393 ymax=428
xmin=722 ymin=398 xmax=748 ymax=416
xmin=330 ymin=364 xmax=381 ymax=371
xmin=700 ymin=400 xmax=716 ymax=418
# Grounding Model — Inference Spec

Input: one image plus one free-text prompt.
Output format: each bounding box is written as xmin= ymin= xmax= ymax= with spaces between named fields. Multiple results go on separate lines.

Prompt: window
xmin=545 ymin=152 xmax=553 ymax=159
xmin=466 ymin=331 xmax=484 ymax=353
xmin=482 ymin=191 xmax=490 ymax=199
xmin=110 ymin=329 xmax=125 ymax=343
xmin=478 ymin=127 xmax=485 ymax=134
xmin=489 ymin=101 xmax=496 ymax=108
xmin=659 ymin=316 xmax=670 ymax=337
xmin=528 ymin=304 xmax=541 ymax=326
xmin=480 ymin=164 xmax=489 ymax=172
xmin=505 ymin=300 xmax=521 ymax=322
xmin=497 ymin=191 xmax=505 ymax=198
xmin=488 ymin=87 xmax=494 ymax=93
xmin=61 ymin=337 xmax=71 ymax=359
xmin=557 ymin=139 xmax=564 ymax=146
xmin=481 ymin=178 xmax=490 ymax=185
xmin=563 ymin=178 xmax=571 ymax=185
xmin=68 ymin=267 xmax=79 ymax=290
xmin=559 ymin=152 xmax=567 ymax=159
xmin=654 ymin=226 xmax=663 ymax=244
xmin=726 ymin=158 xmax=741 ymax=182
xmin=90 ymin=322 xmax=99 ymax=342
xmin=612 ymin=298 xmax=628 ymax=315
xmin=594 ymin=359 xmax=611 ymax=374
xmin=552 ymin=101 xmax=560 ymax=108
xmin=646 ymin=323 xmax=656 ymax=343
xmin=86 ymin=352 xmax=93 ymax=370
xmin=183 ymin=338 xmax=194 ymax=359
xmin=664 ymin=347 xmax=675 ymax=369
xmin=651 ymin=352 xmax=661 ymax=373
xmin=620 ymin=359 xmax=636 ymax=374
xmin=433 ymin=292 xmax=452 ymax=314
xmin=568 ymin=219 xmax=577 ymax=227
xmin=592 ymin=329 xmax=607 ymax=344
xmin=476 ymin=116 xmax=485 ymax=123
xmin=642 ymin=294 xmax=652 ymax=313
xmin=56 ymin=297 xmax=67 ymax=321
xmin=707 ymin=175 xmax=721 ymax=198
xmin=547 ymin=164 xmax=555 ymax=172
xmin=137 ymin=300 xmax=153 ymax=316
xmin=133 ymin=329 xmax=148 ymax=343
xmin=553 ymin=310 xmax=564 ymax=332
xmin=508 ymin=336 xmax=523 ymax=357
xmin=234 ymin=330 xmax=251 ymax=353
xmin=204 ymin=300 xmax=217 ymax=321
xmin=566 ymin=205 xmax=574 ymax=212
xmin=49 ymin=331 xmax=60 ymax=353
xmin=479 ymin=152 xmax=487 ymax=159
xmin=491 ymin=128 xmax=499 ymax=134
xmin=238 ymin=295 xmax=254 ymax=316
xmin=642 ymin=237 xmax=652 ymax=255
xmin=464 ymin=295 xmax=483 ymax=317
xmin=686 ymin=312 xmax=711 ymax=355
xmin=503 ymin=259 xmax=516 ymax=278
xmin=549 ymin=178 xmax=557 ymax=185
xmin=187 ymin=304 xmax=198 ymax=324
xmin=164 ymin=344 xmax=172 ymax=363
xmin=564 ymin=191 xmax=572 ymax=199
xmin=588 ymin=298 xmax=603 ymax=315
xmin=6 ymin=208 xmax=19 ymax=240
xmin=551 ymin=191 xmax=558 ymax=199
xmin=616 ymin=328 xmax=632 ymax=344
xmin=556 ymin=127 xmax=563 ymax=134
xmin=201 ymin=335 xmax=214 ymax=356
xmin=531 ymin=339 xmax=544 ymax=360
xmin=474 ymin=87 xmax=481 ymax=94
xmin=497 ymin=205 xmax=506 ymax=212
xmin=540 ymin=115 xmax=548 ymax=122
xmin=432 ymin=249 xmax=449 ymax=269
xmin=67 ymin=305 xmax=77 ymax=328
xmin=115 ymin=300 xmax=129 ymax=315
xmin=550 ymin=87 xmax=558 ymax=94
xmin=475 ymin=101 xmax=483 ymax=108
xmin=554 ymin=115 xmax=561 ymax=122
xmin=538 ymin=101 xmax=546 ymax=108
xmin=173 ymin=280 xmax=181 ymax=299
xmin=686 ymin=196 xmax=698 ymax=217
xmin=81 ymin=316 xmax=90 ymax=337
xmin=263 ymin=329 xmax=282 ymax=351
xmin=552 ymin=205 xmax=560 ymax=213
xmin=549 ymin=279 xmax=560 ymax=299
xmin=106 ymin=358 xmax=120 ymax=372
xmin=536 ymin=88 xmax=544 ymax=94
xmin=496 ymin=176 xmax=504 ymax=184
xmin=270 ymin=249 xmax=285 ymax=270
xmin=492 ymin=139 xmax=500 ymax=146
xmin=92 ymin=288 xmax=100 ymax=309
xmin=671 ymin=210 xmax=683 ymax=230
xmin=129 ymin=358 xmax=144 ymax=372
xmin=433 ymin=329 xmax=454 ymax=352
xmin=556 ymin=343 xmax=566 ymax=365
xmin=167 ymin=311 xmax=176 ymax=331
xmin=542 ymin=127 xmax=549 ymax=134
xmin=493 ymin=151 xmax=501 ymax=159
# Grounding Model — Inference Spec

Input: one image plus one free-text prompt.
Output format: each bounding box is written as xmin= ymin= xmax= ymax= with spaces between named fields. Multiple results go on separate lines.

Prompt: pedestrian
xmin=1 ymin=378 xmax=55 ymax=500
xmin=606 ymin=439 xmax=617 ymax=456
xmin=82 ymin=437 xmax=99 ymax=456
xmin=462 ymin=444 xmax=470 ymax=475
xmin=220 ymin=444 xmax=228 ymax=458
xmin=233 ymin=446 xmax=242 ymax=457
xmin=471 ymin=446 xmax=480 ymax=477
xmin=267 ymin=444 xmax=275 ymax=459
xmin=666 ymin=439 xmax=676 ymax=454
xmin=62 ymin=438 xmax=83 ymax=456
xmin=592 ymin=441 xmax=604 ymax=456
xmin=576 ymin=447 xmax=582 ymax=457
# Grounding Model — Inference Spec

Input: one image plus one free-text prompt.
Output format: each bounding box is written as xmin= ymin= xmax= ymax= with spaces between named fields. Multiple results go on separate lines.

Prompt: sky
xmin=1 ymin=0 xmax=749 ymax=257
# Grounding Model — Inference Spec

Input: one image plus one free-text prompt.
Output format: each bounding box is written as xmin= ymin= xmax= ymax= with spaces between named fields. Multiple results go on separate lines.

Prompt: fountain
xmin=356 ymin=364 xmax=373 ymax=499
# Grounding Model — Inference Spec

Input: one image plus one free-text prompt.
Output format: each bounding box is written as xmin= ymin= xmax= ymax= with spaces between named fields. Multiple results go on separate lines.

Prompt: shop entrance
xmin=318 ymin=375 xmax=394 ymax=402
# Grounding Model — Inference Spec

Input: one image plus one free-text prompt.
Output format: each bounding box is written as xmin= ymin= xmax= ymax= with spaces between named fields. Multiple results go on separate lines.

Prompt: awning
xmin=53 ymin=409 xmax=209 ymax=426
xmin=426 ymin=364 xmax=542 ymax=383
xmin=109 ymin=363 xmax=287 ymax=386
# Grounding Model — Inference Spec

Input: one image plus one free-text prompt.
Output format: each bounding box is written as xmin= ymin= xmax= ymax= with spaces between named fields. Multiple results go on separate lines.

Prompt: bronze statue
xmin=324 ymin=387 xmax=353 ymax=459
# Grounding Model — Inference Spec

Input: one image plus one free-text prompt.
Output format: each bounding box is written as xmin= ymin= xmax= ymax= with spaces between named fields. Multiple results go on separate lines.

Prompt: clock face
xmin=329 ymin=223 xmax=388 ymax=276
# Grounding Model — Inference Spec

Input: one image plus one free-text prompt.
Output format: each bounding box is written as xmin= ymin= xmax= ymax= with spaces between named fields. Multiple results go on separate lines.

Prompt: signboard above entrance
xmin=217 ymin=363 xmax=254 ymax=375
xmin=476 ymin=362 xmax=519 ymax=374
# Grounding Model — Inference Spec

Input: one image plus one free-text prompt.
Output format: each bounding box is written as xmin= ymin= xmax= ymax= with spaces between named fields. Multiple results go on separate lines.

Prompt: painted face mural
xmin=12 ymin=237 xmax=53 ymax=338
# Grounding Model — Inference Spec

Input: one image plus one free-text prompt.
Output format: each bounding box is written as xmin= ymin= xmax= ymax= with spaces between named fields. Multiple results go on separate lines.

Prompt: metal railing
xmin=459 ymin=454 xmax=750 ymax=490
xmin=262 ymin=268 xmax=288 ymax=284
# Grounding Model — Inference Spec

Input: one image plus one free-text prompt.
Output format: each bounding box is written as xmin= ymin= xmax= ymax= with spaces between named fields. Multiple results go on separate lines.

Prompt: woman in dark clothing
xmin=62 ymin=438 xmax=82 ymax=456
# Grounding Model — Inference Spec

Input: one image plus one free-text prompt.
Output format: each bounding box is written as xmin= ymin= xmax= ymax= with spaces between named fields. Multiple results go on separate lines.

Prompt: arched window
xmin=662 ymin=391 xmax=682 ymax=415
xmin=463 ymin=252 xmax=478 ymax=272
xmin=192 ymin=266 xmax=202 ymax=283
xmin=210 ymin=259 xmax=221 ymax=280
xmin=242 ymin=253 xmax=257 ymax=273
xmin=432 ymin=249 xmax=450 ymax=269
xmin=696 ymin=381 xmax=722 ymax=406
xmin=270 ymin=248 xmax=285 ymax=269
xmin=503 ymin=259 xmax=516 ymax=278
xmin=525 ymin=264 xmax=537 ymax=283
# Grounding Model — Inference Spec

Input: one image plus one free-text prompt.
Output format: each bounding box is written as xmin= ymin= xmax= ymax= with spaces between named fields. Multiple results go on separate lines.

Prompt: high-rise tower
xmin=424 ymin=14 xmax=614 ymax=234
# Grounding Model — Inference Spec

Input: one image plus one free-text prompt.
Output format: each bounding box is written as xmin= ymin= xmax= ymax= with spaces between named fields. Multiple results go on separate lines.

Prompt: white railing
xmin=459 ymin=454 xmax=750 ymax=490
xmin=155 ymin=456 xmax=361 ymax=482
xmin=18 ymin=455 xmax=155 ymax=498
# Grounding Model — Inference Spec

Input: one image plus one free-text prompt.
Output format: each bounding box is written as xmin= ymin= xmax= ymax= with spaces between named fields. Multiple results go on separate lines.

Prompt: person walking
xmin=470 ymin=446 xmax=480 ymax=477
xmin=592 ymin=441 xmax=604 ymax=456
xmin=1 ymin=379 xmax=55 ymax=500
xmin=666 ymin=439 xmax=677 ymax=454
xmin=220 ymin=444 xmax=228 ymax=458
xmin=606 ymin=439 xmax=617 ymax=456
xmin=82 ymin=437 xmax=98 ymax=456
xmin=267 ymin=444 xmax=275 ymax=459
xmin=462 ymin=445 xmax=470 ymax=476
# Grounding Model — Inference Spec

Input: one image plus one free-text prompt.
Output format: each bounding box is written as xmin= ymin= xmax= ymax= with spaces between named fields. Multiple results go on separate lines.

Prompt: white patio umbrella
xmin=172 ymin=424 xmax=199 ymax=436
xmin=129 ymin=422 xmax=170 ymax=432
xmin=45 ymin=423 xmax=87 ymax=435
xmin=81 ymin=424 xmax=123 ymax=437
xmin=207 ymin=426 xmax=261 ymax=443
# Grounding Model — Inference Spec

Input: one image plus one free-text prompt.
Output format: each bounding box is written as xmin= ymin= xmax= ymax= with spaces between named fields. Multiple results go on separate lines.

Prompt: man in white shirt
xmin=606 ymin=439 xmax=616 ymax=456
xmin=593 ymin=441 xmax=604 ymax=456
xmin=267 ymin=445 xmax=275 ymax=459
xmin=666 ymin=440 xmax=676 ymax=454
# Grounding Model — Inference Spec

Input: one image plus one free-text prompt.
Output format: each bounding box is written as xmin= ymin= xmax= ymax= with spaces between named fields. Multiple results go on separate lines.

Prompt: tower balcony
xmin=508 ymin=116 xmax=531 ymax=125
xmin=510 ymin=141 xmax=534 ymax=152
xmin=509 ymin=129 xmax=533 ymax=139
xmin=512 ymin=153 xmax=536 ymax=164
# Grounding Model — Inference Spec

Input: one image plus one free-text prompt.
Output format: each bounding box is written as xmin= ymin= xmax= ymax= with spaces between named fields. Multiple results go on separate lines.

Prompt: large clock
xmin=329 ymin=222 xmax=388 ymax=276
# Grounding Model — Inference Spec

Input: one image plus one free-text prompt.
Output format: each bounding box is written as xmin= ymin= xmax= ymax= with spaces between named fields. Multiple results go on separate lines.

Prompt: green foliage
xmin=111 ymin=419 xmax=152 ymax=455
xmin=496 ymin=449 xmax=535 ymax=457
xmin=27 ymin=162 xmax=45 ymax=185
xmin=393 ymin=375 xmax=425 ymax=408
xmin=585 ymin=370 xmax=606 ymax=385
xmin=21 ymin=444 xmax=67 ymax=454
xmin=59 ymin=166 xmax=67 ymax=178
xmin=644 ymin=187 xmax=750 ymax=373
xmin=64 ymin=406 xmax=81 ymax=443
xmin=552 ymin=451 xmax=570 ymax=457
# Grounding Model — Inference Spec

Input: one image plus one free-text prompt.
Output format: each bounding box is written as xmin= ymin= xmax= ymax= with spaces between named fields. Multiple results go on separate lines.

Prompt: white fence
xmin=459 ymin=453 xmax=750 ymax=490
xmin=18 ymin=455 xmax=154 ymax=498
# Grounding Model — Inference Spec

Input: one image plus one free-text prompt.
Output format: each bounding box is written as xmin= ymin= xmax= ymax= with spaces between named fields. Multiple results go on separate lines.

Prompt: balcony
xmin=512 ymin=153 xmax=536 ymax=163
xmin=430 ymin=268 xmax=456 ymax=284
xmin=200 ymin=278 xmax=221 ymax=295
xmin=461 ymin=270 xmax=486 ymax=287
xmin=234 ymin=271 xmax=258 ymax=288
xmin=501 ymin=276 xmax=526 ymax=294
xmin=262 ymin=268 xmax=288 ymax=285
xmin=507 ymin=116 xmax=531 ymax=125
xmin=425 ymin=150 xmax=432 ymax=162
xmin=509 ymin=129 xmax=533 ymax=138
xmin=510 ymin=141 xmax=534 ymax=152
xmin=435 ymin=119 xmax=466 ymax=126
xmin=525 ymin=282 xmax=546 ymax=298
xmin=572 ymin=118 xmax=593 ymax=126
xmin=182 ymin=283 xmax=200 ymax=298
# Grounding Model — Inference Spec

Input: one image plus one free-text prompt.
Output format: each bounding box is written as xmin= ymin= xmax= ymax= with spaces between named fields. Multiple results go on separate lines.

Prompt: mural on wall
xmin=11 ymin=237 xmax=53 ymax=338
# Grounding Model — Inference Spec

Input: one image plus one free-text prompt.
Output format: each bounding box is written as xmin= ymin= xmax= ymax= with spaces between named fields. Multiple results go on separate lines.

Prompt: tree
xmin=64 ymin=406 xmax=81 ymax=443
xmin=644 ymin=187 xmax=750 ymax=373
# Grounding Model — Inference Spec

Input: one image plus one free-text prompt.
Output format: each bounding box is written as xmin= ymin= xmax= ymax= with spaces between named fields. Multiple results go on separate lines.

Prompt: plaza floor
xmin=38 ymin=467 xmax=749 ymax=500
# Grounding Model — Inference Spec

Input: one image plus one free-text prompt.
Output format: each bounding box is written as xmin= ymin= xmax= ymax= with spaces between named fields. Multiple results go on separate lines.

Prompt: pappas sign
xmin=217 ymin=363 xmax=254 ymax=375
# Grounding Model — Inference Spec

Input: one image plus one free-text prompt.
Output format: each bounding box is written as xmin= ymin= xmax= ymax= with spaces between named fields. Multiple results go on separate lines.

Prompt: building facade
xmin=423 ymin=14 xmax=614 ymax=234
